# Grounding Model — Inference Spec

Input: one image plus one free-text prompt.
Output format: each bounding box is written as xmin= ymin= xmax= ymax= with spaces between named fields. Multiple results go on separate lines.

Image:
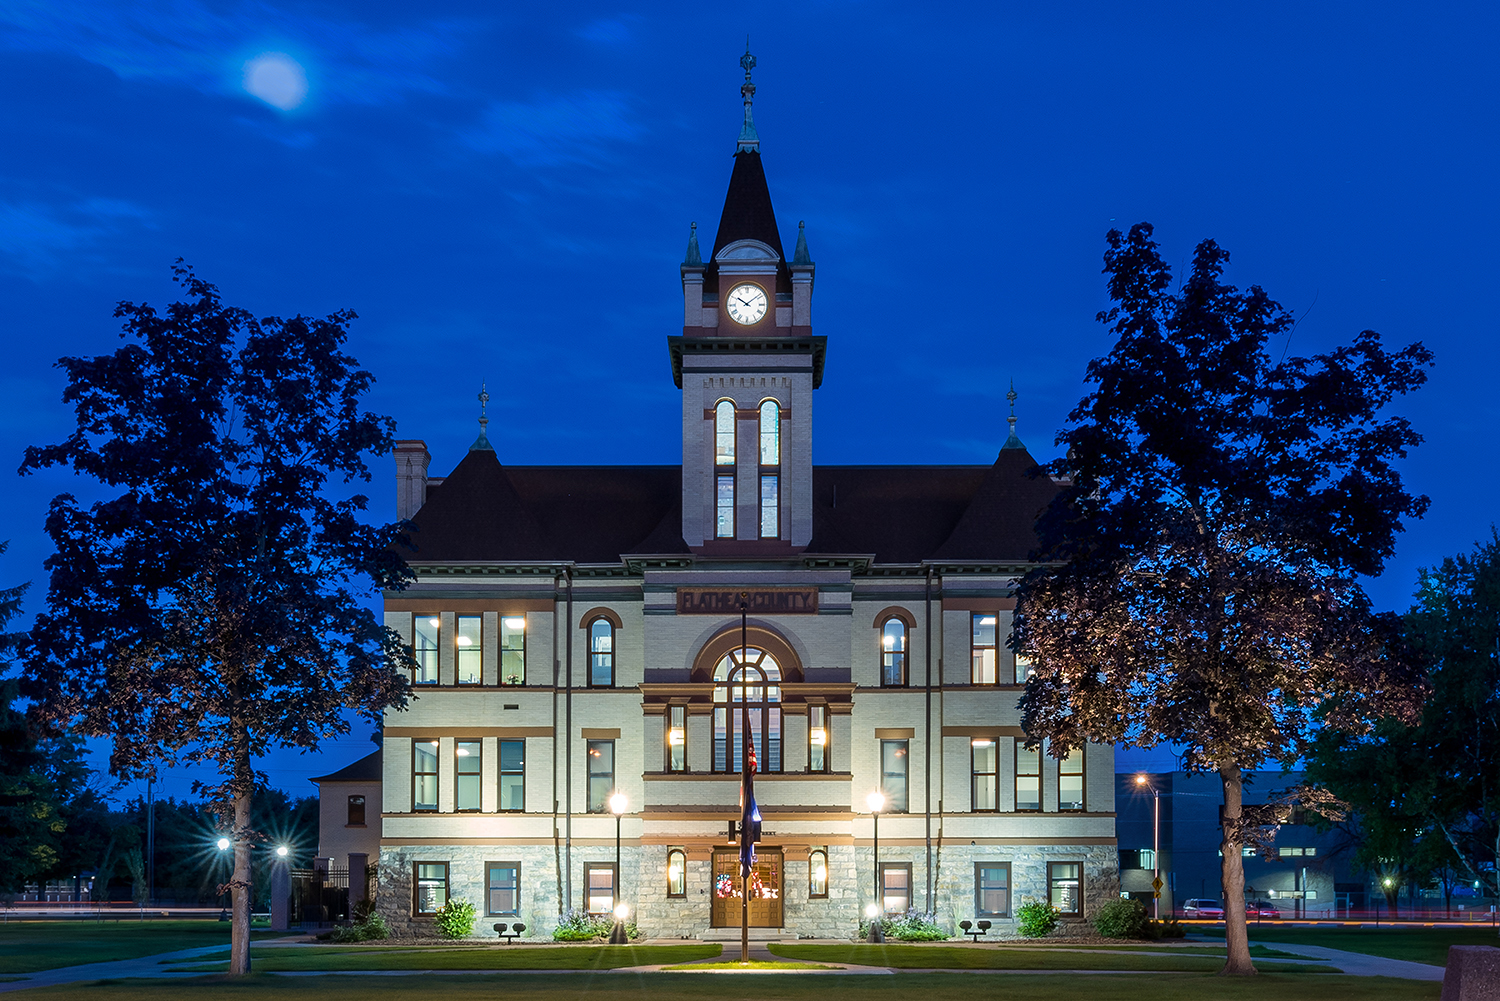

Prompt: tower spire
xmin=737 ymin=39 xmax=759 ymax=153
xmin=471 ymin=382 xmax=494 ymax=452
xmin=684 ymin=221 xmax=702 ymax=266
xmin=1001 ymin=379 xmax=1025 ymax=451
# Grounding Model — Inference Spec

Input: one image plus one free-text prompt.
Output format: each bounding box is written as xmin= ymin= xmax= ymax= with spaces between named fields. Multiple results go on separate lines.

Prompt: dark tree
xmin=1306 ymin=533 xmax=1500 ymax=916
xmin=21 ymin=265 xmax=413 ymax=974
xmin=1014 ymin=224 xmax=1432 ymax=974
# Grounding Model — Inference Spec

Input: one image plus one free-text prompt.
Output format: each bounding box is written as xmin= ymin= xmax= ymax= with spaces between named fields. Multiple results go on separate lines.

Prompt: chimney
xmin=395 ymin=440 xmax=430 ymax=520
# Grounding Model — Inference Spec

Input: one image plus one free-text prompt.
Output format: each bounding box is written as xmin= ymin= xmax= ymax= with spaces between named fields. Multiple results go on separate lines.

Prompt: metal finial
xmin=471 ymin=382 xmax=494 ymax=452
xmin=737 ymin=40 xmax=759 ymax=152
xmin=684 ymin=221 xmax=702 ymax=266
xmin=1001 ymin=379 xmax=1024 ymax=451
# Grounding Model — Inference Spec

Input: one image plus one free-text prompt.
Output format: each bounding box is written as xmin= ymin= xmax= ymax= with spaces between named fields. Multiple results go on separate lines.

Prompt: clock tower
xmin=670 ymin=48 xmax=822 ymax=551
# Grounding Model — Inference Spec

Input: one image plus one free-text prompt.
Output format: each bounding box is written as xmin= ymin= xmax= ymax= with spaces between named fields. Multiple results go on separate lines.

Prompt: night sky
xmin=2 ymin=2 xmax=1496 ymax=802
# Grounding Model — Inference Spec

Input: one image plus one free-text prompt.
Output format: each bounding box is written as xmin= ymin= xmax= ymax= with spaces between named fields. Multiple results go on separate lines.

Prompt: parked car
xmin=1181 ymin=898 xmax=1225 ymax=919
xmin=1246 ymin=901 xmax=1281 ymax=918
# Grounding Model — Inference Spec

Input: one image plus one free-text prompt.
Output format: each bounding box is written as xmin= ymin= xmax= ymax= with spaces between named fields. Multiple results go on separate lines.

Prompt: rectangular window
xmin=455 ymin=614 xmax=482 ymax=684
xmin=500 ymin=616 xmax=526 ymax=685
xmin=881 ymin=739 xmax=909 ymax=813
xmin=585 ymin=863 xmax=617 ymax=915
xmin=1015 ymin=653 xmax=1033 ymax=682
xmin=586 ymin=739 xmax=615 ymax=813
xmin=1122 ymin=848 xmax=1156 ymax=871
xmin=716 ymin=475 xmax=735 ymax=538
xmin=1015 ymin=741 xmax=1040 ymax=811
xmin=971 ymin=613 xmax=997 ymax=684
xmin=486 ymin=863 xmax=519 ymax=915
xmin=759 ymin=475 xmax=778 ymax=538
xmin=976 ymin=863 xmax=1011 ymax=917
xmin=1059 ymin=747 xmax=1084 ymax=811
xmin=412 ymin=615 xmax=439 ymax=684
xmin=414 ymin=862 xmax=448 ymax=914
xmin=808 ymin=705 xmax=828 ymax=773
xmin=1048 ymin=861 xmax=1082 ymax=915
xmin=971 ymin=739 xmax=998 ymax=811
xmin=347 ymin=795 xmax=365 ymax=826
xmin=412 ymin=739 xmax=438 ymax=812
xmin=667 ymin=706 xmax=687 ymax=772
xmin=880 ymin=863 xmax=911 ymax=914
xmin=499 ymin=739 xmax=525 ymax=811
xmin=455 ymin=739 xmax=481 ymax=812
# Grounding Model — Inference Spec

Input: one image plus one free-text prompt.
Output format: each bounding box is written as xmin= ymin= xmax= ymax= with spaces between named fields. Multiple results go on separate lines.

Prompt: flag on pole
xmin=740 ymin=730 xmax=762 ymax=877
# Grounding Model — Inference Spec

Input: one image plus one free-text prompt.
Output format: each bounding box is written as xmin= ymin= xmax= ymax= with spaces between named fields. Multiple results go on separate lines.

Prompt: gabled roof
xmin=311 ymin=749 xmax=382 ymax=784
xmin=928 ymin=447 xmax=1059 ymax=561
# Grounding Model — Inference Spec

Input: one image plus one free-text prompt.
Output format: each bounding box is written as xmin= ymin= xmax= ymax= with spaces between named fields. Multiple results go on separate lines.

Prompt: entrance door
xmin=711 ymin=849 xmax=783 ymax=927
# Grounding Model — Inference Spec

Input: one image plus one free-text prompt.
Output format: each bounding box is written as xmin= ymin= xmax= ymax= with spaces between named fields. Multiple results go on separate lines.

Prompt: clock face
xmin=725 ymin=283 xmax=768 ymax=325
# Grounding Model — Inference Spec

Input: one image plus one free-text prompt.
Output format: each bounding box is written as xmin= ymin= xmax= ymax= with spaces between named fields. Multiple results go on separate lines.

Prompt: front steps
xmin=697 ymin=927 xmax=787 ymax=942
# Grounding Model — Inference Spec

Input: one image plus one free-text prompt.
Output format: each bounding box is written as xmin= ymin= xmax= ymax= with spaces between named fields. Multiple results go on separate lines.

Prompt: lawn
xmin=1206 ymin=925 xmax=1500 ymax=966
xmin=767 ymin=943 xmax=1337 ymax=973
xmin=17 ymin=972 xmax=1441 ymax=1001
xmin=169 ymin=943 xmax=721 ymax=972
xmin=0 ymin=920 xmax=292 ymax=975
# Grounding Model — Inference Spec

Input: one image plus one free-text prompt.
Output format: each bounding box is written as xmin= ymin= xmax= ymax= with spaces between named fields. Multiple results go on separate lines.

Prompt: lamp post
xmin=215 ymin=838 xmax=231 ymax=922
xmin=1135 ymin=774 xmax=1161 ymax=920
xmin=609 ymin=792 xmax=628 ymax=944
xmin=867 ymin=791 xmax=885 ymax=942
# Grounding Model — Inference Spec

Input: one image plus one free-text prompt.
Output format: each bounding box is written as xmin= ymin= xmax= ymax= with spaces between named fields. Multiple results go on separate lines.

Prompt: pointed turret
xmin=683 ymin=221 xmax=702 ymax=266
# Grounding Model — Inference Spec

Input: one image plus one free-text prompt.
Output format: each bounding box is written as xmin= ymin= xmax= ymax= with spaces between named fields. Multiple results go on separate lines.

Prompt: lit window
xmin=412 ymin=615 xmax=439 ymax=685
xmin=455 ymin=740 xmax=481 ymax=811
xmin=455 ymin=614 xmax=481 ymax=684
xmin=414 ymin=862 xmax=448 ymax=914
xmin=712 ymin=647 xmax=782 ymax=772
xmin=716 ymin=475 xmax=735 ymax=538
xmin=880 ymin=863 xmax=910 ymax=913
xmin=972 ymin=613 xmax=997 ymax=685
xmin=347 ymin=795 xmax=365 ymax=826
xmin=759 ymin=400 xmax=779 ymax=464
xmin=586 ymin=739 xmax=615 ymax=813
xmin=716 ymin=401 xmax=736 ymax=538
xmin=486 ymin=863 xmax=519 ymax=915
xmin=880 ymin=618 xmax=907 ymax=686
xmin=976 ymin=863 xmax=1010 ymax=917
xmin=1015 ymin=741 xmax=1040 ymax=811
xmin=413 ymin=739 xmax=438 ymax=812
xmin=881 ymin=739 xmax=909 ymax=813
xmin=667 ymin=849 xmax=687 ymax=898
xmin=1015 ymin=653 xmax=1034 ymax=682
xmin=759 ymin=474 xmax=778 ymax=538
xmin=1059 ymin=747 xmax=1084 ymax=811
xmin=667 ymin=705 xmax=687 ymax=772
xmin=499 ymin=739 xmax=525 ymax=812
xmin=500 ymin=616 xmax=525 ymax=685
xmin=808 ymin=704 xmax=828 ymax=773
xmin=715 ymin=400 xmax=736 ymax=465
xmin=809 ymin=848 xmax=829 ymax=898
xmin=585 ymin=864 xmax=616 ymax=915
xmin=1048 ymin=862 xmax=1082 ymax=915
xmin=589 ymin=618 xmax=614 ymax=687
xmin=971 ymin=738 xmax=997 ymax=811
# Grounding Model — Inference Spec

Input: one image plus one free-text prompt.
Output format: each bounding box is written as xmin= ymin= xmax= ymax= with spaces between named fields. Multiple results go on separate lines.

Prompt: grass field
xmin=17 ymin=972 xmax=1442 ymax=1001
xmin=767 ymin=943 xmax=1338 ymax=973
xmin=0 ymin=920 xmax=291 ymax=975
xmin=170 ymin=944 xmax=722 ymax=972
xmin=1219 ymin=925 xmax=1500 ymax=966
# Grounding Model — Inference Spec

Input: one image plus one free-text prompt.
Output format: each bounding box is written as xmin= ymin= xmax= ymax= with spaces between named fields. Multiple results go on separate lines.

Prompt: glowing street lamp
xmin=216 ymin=837 xmax=231 ymax=852
xmin=276 ymin=845 xmax=288 ymax=858
xmin=609 ymin=793 xmax=628 ymax=944
xmin=866 ymin=791 xmax=886 ymax=942
xmin=1135 ymin=774 xmax=1162 ymax=920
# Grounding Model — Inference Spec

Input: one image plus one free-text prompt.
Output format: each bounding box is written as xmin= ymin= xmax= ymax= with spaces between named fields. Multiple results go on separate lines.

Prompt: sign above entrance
xmin=677 ymin=588 xmax=819 ymax=615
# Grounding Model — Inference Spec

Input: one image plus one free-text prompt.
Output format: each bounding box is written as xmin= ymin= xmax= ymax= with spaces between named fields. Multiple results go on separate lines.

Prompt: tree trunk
xmin=1218 ymin=764 xmax=1256 ymax=976
xmin=229 ymin=725 xmax=254 ymax=976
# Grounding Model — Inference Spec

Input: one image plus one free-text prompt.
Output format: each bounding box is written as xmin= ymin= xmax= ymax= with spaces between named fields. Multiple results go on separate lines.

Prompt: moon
xmin=243 ymin=53 xmax=308 ymax=111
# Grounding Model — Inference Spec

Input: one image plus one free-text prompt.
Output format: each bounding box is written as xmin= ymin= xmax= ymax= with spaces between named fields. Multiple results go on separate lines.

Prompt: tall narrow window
xmin=666 ymin=850 xmax=687 ymax=898
xmin=881 ymin=618 xmax=907 ymax=686
xmin=976 ymin=863 xmax=1011 ymax=917
xmin=759 ymin=400 xmax=779 ymax=464
xmin=1059 ymin=747 xmax=1084 ymax=811
xmin=971 ymin=738 xmax=998 ymax=811
xmin=413 ymin=739 xmax=438 ymax=812
xmin=412 ymin=615 xmax=439 ymax=685
xmin=880 ymin=863 xmax=911 ymax=913
xmin=585 ymin=864 xmax=617 ymax=915
xmin=500 ymin=616 xmax=525 ymax=685
xmin=971 ymin=613 xmax=997 ymax=685
xmin=667 ymin=705 xmax=687 ymax=772
xmin=455 ymin=614 xmax=481 ymax=684
xmin=498 ymin=739 xmax=524 ymax=811
xmin=486 ymin=863 xmax=519 ymax=915
xmin=807 ymin=705 xmax=828 ymax=773
xmin=715 ymin=401 xmax=735 ymax=539
xmin=347 ymin=795 xmax=365 ymax=826
xmin=758 ymin=400 xmax=779 ymax=539
xmin=759 ymin=475 xmax=779 ymax=538
xmin=881 ymin=739 xmax=909 ymax=813
xmin=586 ymin=739 xmax=614 ymax=813
xmin=589 ymin=619 xmax=614 ymax=687
xmin=809 ymin=848 xmax=829 ymax=897
xmin=1048 ymin=862 xmax=1082 ymax=915
xmin=414 ymin=862 xmax=448 ymax=914
xmin=1015 ymin=741 xmax=1040 ymax=811
xmin=455 ymin=740 xmax=481 ymax=811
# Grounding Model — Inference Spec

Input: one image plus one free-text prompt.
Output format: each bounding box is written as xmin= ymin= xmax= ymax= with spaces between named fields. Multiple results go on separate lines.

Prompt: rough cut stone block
xmin=1443 ymin=946 xmax=1500 ymax=1001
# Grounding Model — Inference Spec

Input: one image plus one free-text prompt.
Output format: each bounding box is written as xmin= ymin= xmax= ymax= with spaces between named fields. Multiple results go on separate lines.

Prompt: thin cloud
xmin=0 ymin=196 xmax=155 ymax=278
xmin=461 ymin=92 xmax=644 ymax=167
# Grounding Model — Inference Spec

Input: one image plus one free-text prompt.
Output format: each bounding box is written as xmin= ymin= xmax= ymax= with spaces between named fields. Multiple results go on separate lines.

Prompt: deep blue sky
xmin=2 ymin=2 xmax=1496 ymax=801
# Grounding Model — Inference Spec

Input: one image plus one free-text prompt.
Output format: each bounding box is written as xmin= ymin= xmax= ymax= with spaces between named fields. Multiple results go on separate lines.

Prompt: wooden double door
xmin=710 ymin=849 xmax=783 ymax=927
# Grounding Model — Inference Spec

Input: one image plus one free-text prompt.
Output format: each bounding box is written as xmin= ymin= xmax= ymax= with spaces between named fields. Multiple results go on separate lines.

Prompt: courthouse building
xmin=371 ymin=54 xmax=1118 ymax=939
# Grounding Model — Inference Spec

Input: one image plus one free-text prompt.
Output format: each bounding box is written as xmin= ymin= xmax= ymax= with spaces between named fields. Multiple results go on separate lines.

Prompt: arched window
xmin=759 ymin=400 xmax=779 ymax=464
xmin=758 ymin=400 xmax=780 ymax=538
xmin=588 ymin=618 xmax=613 ymax=687
xmin=667 ymin=849 xmax=687 ymax=898
xmin=712 ymin=646 xmax=782 ymax=773
xmin=715 ymin=401 xmax=735 ymax=538
xmin=715 ymin=400 xmax=736 ymax=465
xmin=881 ymin=618 xmax=907 ymax=686
xmin=809 ymin=848 xmax=829 ymax=898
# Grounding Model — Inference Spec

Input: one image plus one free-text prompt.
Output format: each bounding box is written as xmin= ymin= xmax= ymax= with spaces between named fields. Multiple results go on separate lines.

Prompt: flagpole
xmin=740 ymin=592 xmax=749 ymax=963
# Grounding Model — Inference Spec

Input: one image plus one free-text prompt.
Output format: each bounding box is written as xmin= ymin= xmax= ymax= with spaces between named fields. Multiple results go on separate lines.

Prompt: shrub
xmin=887 ymin=910 xmax=948 ymax=941
xmin=330 ymin=909 xmax=389 ymax=942
xmin=1147 ymin=917 xmax=1186 ymax=939
xmin=1015 ymin=899 xmax=1060 ymax=938
xmin=434 ymin=898 xmax=477 ymax=940
xmin=552 ymin=909 xmax=612 ymax=941
xmin=1093 ymin=898 xmax=1148 ymax=939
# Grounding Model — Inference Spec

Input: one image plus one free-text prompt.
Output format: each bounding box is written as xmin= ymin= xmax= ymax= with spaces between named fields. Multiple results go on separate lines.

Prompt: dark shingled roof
xmin=404 ymin=447 xmax=1057 ymax=565
xmin=311 ymin=749 xmax=382 ymax=784
xmin=711 ymin=150 xmax=784 ymax=260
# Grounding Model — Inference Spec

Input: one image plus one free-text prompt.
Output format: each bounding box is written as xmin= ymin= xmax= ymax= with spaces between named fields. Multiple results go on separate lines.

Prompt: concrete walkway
xmin=0 ymin=944 xmax=230 ymax=993
xmin=1246 ymin=941 xmax=1444 ymax=981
